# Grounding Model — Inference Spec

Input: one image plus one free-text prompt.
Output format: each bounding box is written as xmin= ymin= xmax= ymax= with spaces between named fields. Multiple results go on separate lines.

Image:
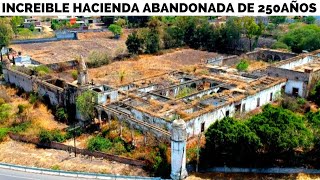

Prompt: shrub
xmin=236 ymin=60 xmax=249 ymax=71
xmin=87 ymin=51 xmax=111 ymax=68
xmin=39 ymin=129 xmax=53 ymax=144
xmin=108 ymin=24 xmax=122 ymax=38
xmin=0 ymin=103 xmax=11 ymax=122
xmin=176 ymin=87 xmax=194 ymax=99
xmin=55 ymin=107 xmax=68 ymax=122
xmin=11 ymin=122 xmax=31 ymax=133
xmin=33 ymin=65 xmax=51 ymax=75
xmin=29 ymin=92 xmax=39 ymax=104
xmin=39 ymin=129 xmax=66 ymax=144
xmin=87 ymin=136 xmax=112 ymax=152
xmin=0 ymin=128 xmax=9 ymax=142
xmin=71 ymin=70 xmax=78 ymax=80
xmin=113 ymin=141 xmax=127 ymax=155
xmin=271 ymin=41 xmax=290 ymax=50
xmin=51 ymin=165 xmax=60 ymax=170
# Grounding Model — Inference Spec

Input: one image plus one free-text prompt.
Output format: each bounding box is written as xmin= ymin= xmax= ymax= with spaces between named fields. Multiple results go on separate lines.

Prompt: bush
xmin=0 ymin=103 xmax=11 ymax=122
xmin=55 ymin=107 xmax=68 ymax=122
xmin=11 ymin=122 xmax=31 ymax=133
xmin=29 ymin=92 xmax=39 ymax=104
xmin=108 ymin=24 xmax=122 ymax=38
xmin=0 ymin=128 xmax=9 ymax=142
xmin=87 ymin=136 xmax=112 ymax=152
xmin=71 ymin=70 xmax=78 ymax=80
xmin=271 ymin=41 xmax=290 ymax=50
xmin=39 ymin=129 xmax=66 ymax=144
xmin=236 ymin=60 xmax=249 ymax=71
xmin=39 ymin=129 xmax=52 ymax=144
xmin=310 ymin=80 xmax=320 ymax=106
xmin=33 ymin=65 xmax=51 ymax=75
xmin=86 ymin=51 xmax=111 ymax=68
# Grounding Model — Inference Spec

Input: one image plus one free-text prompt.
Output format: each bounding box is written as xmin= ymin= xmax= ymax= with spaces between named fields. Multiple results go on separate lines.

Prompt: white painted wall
xmin=284 ymin=80 xmax=305 ymax=97
xmin=186 ymin=82 xmax=286 ymax=138
xmin=279 ymin=56 xmax=314 ymax=70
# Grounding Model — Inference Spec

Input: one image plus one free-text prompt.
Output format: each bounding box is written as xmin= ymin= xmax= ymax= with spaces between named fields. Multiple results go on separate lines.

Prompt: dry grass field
xmin=88 ymin=48 xmax=220 ymax=86
xmin=10 ymin=30 xmax=129 ymax=64
xmin=0 ymin=140 xmax=147 ymax=176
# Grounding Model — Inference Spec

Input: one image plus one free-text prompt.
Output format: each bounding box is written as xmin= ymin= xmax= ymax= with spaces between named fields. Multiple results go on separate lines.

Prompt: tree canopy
xmin=0 ymin=18 xmax=13 ymax=61
xmin=108 ymin=24 xmax=122 ymax=38
xmin=76 ymin=90 xmax=98 ymax=120
xmin=279 ymin=24 xmax=320 ymax=53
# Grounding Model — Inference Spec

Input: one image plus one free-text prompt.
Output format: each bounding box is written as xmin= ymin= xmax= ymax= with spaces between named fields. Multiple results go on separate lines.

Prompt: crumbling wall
xmin=277 ymin=55 xmax=314 ymax=69
xmin=4 ymin=69 xmax=33 ymax=92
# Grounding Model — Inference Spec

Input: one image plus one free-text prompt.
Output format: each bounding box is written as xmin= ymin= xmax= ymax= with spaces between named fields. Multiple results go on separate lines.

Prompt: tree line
xmin=125 ymin=16 xmax=265 ymax=55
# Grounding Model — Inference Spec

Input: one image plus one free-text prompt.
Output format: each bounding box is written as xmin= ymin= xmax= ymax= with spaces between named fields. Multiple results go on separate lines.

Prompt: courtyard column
xmin=171 ymin=119 xmax=188 ymax=180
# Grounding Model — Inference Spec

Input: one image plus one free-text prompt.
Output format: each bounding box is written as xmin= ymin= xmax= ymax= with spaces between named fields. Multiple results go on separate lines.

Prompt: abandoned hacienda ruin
xmin=2 ymin=47 xmax=320 ymax=179
xmin=2 ymin=47 xmax=320 ymax=140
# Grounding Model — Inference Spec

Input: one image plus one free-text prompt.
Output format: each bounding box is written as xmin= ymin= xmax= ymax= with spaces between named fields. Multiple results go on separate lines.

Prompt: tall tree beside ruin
xmin=0 ymin=18 xmax=13 ymax=61
xmin=241 ymin=17 xmax=261 ymax=51
xmin=76 ymin=90 xmax=98 ymax=120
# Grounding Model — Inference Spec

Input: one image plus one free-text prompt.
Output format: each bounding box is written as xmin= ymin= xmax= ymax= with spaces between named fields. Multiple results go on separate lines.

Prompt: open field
xmin=0 ymin=139 xmax=147 ymax=176
xmin=10 ymin=30 xmax=129 ymax=64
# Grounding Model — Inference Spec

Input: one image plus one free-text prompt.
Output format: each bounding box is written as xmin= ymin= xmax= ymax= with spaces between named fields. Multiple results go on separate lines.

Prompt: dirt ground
xmin=0 ymin=139 xmax=147 ymax=176
xmin=187 ymin=172 xmax=320 ymax=180
xmin=10 ymin=30 xmax=129 ymax=64
xmin=88 ymin=48 xmax=220 ymax=86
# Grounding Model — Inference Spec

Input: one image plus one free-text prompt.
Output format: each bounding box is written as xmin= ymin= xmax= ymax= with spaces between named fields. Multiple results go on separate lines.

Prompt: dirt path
xmin=0 ymin=139 xmax=147 ymax=176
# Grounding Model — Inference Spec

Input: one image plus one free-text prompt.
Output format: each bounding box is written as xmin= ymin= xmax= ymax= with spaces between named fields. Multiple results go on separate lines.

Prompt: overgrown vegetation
xmin=108 ymin=24 xmax=122 ymax=38
xmin=87 ymin=136 xmax=112 ymax=152
xmin=236 ymin=60 xmax=249 ymax=71
xmin=201 ymin=104 xmax=319 ymax=168
xmin=310 ymin=80 xmax=320 ymax=106
xmin=39 ymin=129 xmax=66 ymax=144
xmin=176 ymin=87 xmax=195 ymax=99
xmin=278 ymin=24 xmax=320 ymax=53
xmin=86 ymin=51 xmax=111 ymax=68
xmin=76 ymin=90 xmax=98 ymax=120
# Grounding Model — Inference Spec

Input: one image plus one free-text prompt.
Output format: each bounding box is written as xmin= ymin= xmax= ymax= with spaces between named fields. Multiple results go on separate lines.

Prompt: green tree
xmin=201 ymin=117 xmax=261 ymax=166
xmin=0 ymin=103 xmax=11 ymax=122
xmin=247 ymin=105 xmax=313 ymax=153
xmin=280 ymin=24 xmax=320 ymax=52
xmin=269 ymin=16 xmax=286 ymax=26
xmin=163 ymin=26 xmax=184 ymax=49
xmin=303 ymin=16 xmax=316 ymax=24
xmin=125 ymin=31 xmax=144 ymax=54
xmin=87 ymin=136 xmax=112 ymax=152
xmin=310 ymin=80 xmax=320 ymax=106
xmin=108 ymin=24 xmax=122 ymax=38
xmin=236 ymin=60 xmax=249 ymax=71
xmin=145 ymin=31 xmax=160 ymax=54
xmin=10 ymin=16 xmax=24 ymax=34
xmin=0 ymin=18 xmax=13 ymax=61
xmin=76 ymin=90 xmax=98 ymax=120
xmin=55 ymin=107 xmax=68 ymax=122
xmin=224 ymin=17 xmax=242 ymax=51
xmin=240 ymin=16 xmax=261 ymax=51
